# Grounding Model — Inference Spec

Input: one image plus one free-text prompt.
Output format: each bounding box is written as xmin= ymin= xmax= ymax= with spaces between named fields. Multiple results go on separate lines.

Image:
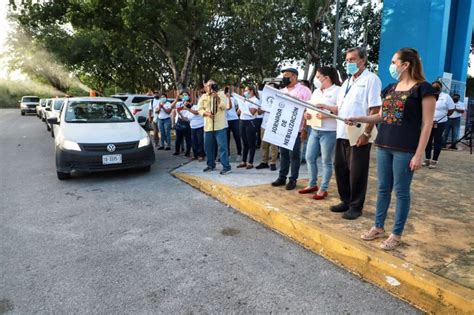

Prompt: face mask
xmin=244 ymin=91 xmax=250 ymax=98
xmin=281 ymin=77 xmax=291 ymax=87
xmin=345 ymin=62 xmax=359 ymax=75
xmin=160 ymin=97 xmax=167 ymax=103
xmin=453 ymin=97 xmax=459 ymax=103
xmin=182 ymin=95 xmax=189 ymax=101
xmin=433 ymin=86 xmax=441 ymax=93
xmin=389 ymin=64 xmax=401 ymax=81
xmin=313 ymin=78 xmax=322 ymax=89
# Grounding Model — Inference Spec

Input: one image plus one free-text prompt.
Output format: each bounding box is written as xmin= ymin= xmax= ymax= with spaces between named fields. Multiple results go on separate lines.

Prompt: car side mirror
xmin=47 ymin=117 xmax=59 ymax=125
xmin=137 ymin=116 xmax=146 ymax=123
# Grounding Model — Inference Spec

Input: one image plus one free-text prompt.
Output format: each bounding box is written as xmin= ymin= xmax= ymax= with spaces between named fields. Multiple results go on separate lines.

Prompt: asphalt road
xmin=0 ymin=109 xmax=419 ymax=314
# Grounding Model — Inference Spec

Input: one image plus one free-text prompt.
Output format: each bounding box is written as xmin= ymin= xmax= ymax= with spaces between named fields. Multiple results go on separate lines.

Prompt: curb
xmin=172 ymin=172 xmax=474 ymax=314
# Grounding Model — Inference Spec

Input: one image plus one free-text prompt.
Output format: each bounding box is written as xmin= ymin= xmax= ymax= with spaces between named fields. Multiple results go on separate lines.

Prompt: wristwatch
xmin=363 ymin=131 xmax=371 ymax=138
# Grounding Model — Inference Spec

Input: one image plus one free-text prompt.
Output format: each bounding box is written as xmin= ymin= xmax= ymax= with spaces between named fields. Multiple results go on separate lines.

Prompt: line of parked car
xmin=22 ymin=94 xmax=156 ymax=180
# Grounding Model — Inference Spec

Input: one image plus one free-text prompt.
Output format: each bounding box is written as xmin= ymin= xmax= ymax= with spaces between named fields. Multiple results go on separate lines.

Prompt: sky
xmin=1 ymin=1 xmax=473 ymax=82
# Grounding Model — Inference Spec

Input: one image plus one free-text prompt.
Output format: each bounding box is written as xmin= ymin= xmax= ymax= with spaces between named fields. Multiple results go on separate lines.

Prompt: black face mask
xmin=281 ymin=77 xmax=291 ymax=87
xmin=452 ymin=97 xmax=459 ymax=103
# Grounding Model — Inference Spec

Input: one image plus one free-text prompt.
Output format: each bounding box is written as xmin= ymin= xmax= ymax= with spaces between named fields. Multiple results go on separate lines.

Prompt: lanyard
xmin=344 ymin=79 xmax=353 ymax=97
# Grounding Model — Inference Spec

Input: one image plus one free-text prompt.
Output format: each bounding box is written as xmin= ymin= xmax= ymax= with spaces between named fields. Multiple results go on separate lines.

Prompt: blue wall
xmin=378 ymin=0 xmax=473 ymax=90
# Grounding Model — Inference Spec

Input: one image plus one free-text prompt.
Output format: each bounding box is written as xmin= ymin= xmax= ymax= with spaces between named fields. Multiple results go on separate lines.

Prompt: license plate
xmin=102 ymin=154 xmax=122 ymax=165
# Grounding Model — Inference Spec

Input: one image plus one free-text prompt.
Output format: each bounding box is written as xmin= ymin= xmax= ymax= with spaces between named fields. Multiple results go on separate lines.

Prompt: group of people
xmin=148 ymin=46 xmax=464 ymax=250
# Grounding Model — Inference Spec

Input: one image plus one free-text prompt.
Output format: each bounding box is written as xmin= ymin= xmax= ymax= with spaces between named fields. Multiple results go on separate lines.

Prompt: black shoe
xmin=184 ymin=152 xmax=190 ymax=157
xmin=330 ymin=202 xmax=349 ymax=213
xmin=342 ymin=208 xmax=362 ymax=220
xmin=165 ymin=147 xmax=171 ymax=151
xmin=286 ymin=179 xmax=297 ymax=190
xmin=301 ymin=159 xmax=306 ymax=165
xmin=256 ymin=162 xmax=269 ymax=169
xmin=270 ymin=164 xmax=277 ymax=171
xmin=220 ymin=168 xmax=232 ymax=175
xmin=449 ymin=145 xmax=458 ymax=150
xmin=271 ymin=177 xmax=286 ymax=186
xmin=203 ymin=166 xmax=215 ymax=172
xmin=157 ymin=146 xmax=165 ymax=150
xmin=173 ymin=152 xmax=180 ymax=156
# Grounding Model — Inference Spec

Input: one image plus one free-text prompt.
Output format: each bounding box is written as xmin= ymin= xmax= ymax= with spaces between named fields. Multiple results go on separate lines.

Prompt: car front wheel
xmin=57 ymin=171 xmax=70 ymax=180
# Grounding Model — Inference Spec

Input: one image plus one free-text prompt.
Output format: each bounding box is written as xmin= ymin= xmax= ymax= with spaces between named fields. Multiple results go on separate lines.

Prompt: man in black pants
xmin=332 ymin=47 xmax=382 ymax=220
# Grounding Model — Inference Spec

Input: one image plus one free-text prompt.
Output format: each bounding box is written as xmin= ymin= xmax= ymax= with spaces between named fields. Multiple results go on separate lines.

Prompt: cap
xmin=281 ymin=68 xmax=299 ymax=76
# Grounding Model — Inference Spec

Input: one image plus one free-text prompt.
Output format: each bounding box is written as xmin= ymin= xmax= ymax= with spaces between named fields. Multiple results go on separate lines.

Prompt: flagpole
xmin=275 ymin=92 xmax=361 ymax=128
xmin=231 ymin=93 xmax=261 ymax=107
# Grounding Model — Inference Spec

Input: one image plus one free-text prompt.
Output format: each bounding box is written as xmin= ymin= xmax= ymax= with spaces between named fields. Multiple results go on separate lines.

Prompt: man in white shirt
xmin=148 ymin=91 xmax=161 ymax=147
xmin=443 ymin=93 xmax=465 ymax=149
xmin=332 ymin=47 xmax=382 ymax=220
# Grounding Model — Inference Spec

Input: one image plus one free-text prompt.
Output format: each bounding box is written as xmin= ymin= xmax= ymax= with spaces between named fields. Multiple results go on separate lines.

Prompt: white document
xmin=346 ymin=123 xmax=378 ymax=146
xmin=262 ymin=93 xmax=305 ymax=150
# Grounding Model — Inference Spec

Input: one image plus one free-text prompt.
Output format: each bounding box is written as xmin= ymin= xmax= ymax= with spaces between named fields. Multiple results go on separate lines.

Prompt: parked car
xmin=19 ymin=96 xmax=40 ymax=115
xmin=47 ymin=97 xmax=155 ymax=180
xmin=36 ymin=99 xmax=47 ymax=119
xmin=110 ymin=94 xmax=154 ymax=126
xmin=44 ymin=98 xmax=65 ymax=135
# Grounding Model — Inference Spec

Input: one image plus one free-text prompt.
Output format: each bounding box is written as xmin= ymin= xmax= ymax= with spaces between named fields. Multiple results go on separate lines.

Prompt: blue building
xmin=378 ymin=0 xmax=474 ymax=96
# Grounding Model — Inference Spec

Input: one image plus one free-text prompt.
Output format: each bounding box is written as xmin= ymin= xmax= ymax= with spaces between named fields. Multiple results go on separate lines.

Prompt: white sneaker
xmin=428 ymin=160 xmax=438 ymax=169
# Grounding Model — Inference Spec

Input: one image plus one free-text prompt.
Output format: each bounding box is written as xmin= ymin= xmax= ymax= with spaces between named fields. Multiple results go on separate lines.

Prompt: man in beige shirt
xmin=198 ymin=80 xmax=231 ymax=174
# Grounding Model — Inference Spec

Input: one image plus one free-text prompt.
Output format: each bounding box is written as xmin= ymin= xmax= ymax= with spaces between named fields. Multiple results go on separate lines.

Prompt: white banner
xmin=260 ymin=85 xmax=279 ymax=112
xmin=231 ymin=93 xmax=252 ymax=116
xmin=262 ymin=93 xmax=305 ymax=150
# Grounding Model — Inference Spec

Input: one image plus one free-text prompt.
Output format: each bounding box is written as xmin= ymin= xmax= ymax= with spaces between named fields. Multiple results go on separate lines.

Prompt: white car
xmin=47 ymin=97 xmax=155 ymax=180
xmin=36 ymin=99 xmax=47 ymax=119
xmin=44 ymin=98 xmax=65 ymax=135
xmin=110 ymin=94 xmax=154 ymax=126
xmin=19 ymin=95 xmax=40 ymax=115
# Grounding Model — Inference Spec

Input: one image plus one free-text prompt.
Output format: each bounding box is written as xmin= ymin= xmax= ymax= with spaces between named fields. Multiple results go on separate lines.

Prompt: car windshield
xmin=53 ymin=99 xmax=64 ymax=110
xmin=65 ymin=101 xmax=134 ymax=123
xmin=22 ymin=97 xmax=39 ymax=102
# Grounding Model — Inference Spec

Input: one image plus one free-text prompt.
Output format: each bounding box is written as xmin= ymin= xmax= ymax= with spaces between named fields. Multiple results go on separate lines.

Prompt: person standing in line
xmin=236 ymin=86 xmax=260 ymax=169
xmin=256 ymin=83 xmax=279 ymax=171
xmin=299 ymin=79 xmax=313 ymax=165
xmin=271 ymin=68 xmax=311 ymax=190
xmin=198 ymin=80 xmax=231 ymax=175
xmin=331 ymin=47 xmax=382 ymax=220
xmin=181 ymin=98 xmax=205 ymax=161
xmin=423 ymin=81 xmax=454 ymax=169
xmin=225 ymin=87 xmax=242 ymax=160
xmin=299 ymin=66 xmax=340 ymax=200
xmin=171 ymin=91 xmax=192 ymax=157
xmin=442 ymin=93 xmax=464 ymax=150
xmin=347 ymin=48 xmax=436 ymax=250
xmin=148 ymin=91 xmax=161 ymax=148
xmin=156 ymin=93 xmax=173 ymax=151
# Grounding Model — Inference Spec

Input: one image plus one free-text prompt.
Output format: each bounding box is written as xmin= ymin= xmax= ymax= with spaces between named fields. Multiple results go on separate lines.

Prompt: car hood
xmin=62 ymin=121 xmax=146 ymax=143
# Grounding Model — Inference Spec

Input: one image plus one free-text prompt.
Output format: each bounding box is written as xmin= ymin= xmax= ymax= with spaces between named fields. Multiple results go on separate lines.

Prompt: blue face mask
xmin=389 ymin=64 xmax=401 ymax=81
xmin=160 ymin=97 xmax=167 ymax=103
xmin=345 ymin=62 xmax=359 ymax=75
xmin=182 ymin=95 xmax=189 ymax=101
xmin=244 ymin=92 xmax=250 ymax=98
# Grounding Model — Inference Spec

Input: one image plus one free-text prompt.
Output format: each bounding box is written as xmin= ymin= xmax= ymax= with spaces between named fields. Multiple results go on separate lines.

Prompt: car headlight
xmin=61 ymin=140 xmax=81 ymax=151
xmin=138 ymin=135 xmax=150 ymax=148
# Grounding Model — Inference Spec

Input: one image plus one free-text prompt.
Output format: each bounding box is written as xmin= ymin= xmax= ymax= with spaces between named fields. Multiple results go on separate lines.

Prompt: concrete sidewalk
xmin=172 ymin=148 xmax=473 ymax=314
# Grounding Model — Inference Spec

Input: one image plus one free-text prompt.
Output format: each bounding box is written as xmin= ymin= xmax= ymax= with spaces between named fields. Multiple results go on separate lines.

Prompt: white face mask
xmin=313 ymin=78 xmax=322 ymax=89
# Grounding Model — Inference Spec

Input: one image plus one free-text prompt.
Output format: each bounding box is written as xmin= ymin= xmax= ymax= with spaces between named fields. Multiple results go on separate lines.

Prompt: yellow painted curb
xmin=173 ymin=172 xmax=474 ymax=314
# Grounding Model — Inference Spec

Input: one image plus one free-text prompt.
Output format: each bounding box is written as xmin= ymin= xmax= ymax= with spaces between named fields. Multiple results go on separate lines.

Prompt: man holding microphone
xmin=198 ymin=80 xmax=231 ymax=175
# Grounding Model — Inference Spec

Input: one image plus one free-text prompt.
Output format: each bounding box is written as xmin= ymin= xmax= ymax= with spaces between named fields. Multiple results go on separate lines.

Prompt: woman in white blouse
xmin=299 ymin=67 xmax=341 ymax=199
xmin=237 ymin=86 xmax=260 ymax=169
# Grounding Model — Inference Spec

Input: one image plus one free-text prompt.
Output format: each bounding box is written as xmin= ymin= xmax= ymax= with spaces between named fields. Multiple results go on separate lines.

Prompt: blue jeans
xmin=443 ymin=117 xmax=461 ymax=146
xmin=204 ymin=128 xmax=231 ymax=170
xmin=279 ymin=134 xmax=301 ymax=181
xmin=374 ymin=147 xmax=415 ymax=236
xmin=301 ymin=126 xmax=312 ymax=161
xmin=158 ymin=118 xmax=171 ymax=148
xmin=305 ymin=129 xmax=336 ymax=191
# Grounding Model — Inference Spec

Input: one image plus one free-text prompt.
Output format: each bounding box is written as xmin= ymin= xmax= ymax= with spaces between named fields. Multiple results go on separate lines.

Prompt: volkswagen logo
xmin=106 ymin=144 xmax=116 ymax=152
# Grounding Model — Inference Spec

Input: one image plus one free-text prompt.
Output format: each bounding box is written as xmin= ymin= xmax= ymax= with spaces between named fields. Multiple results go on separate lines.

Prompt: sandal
xmin=361 ymin=227 xmax=385 ymax=241
xmin=236 ymin=162 xmax=247 ymax=168
xmin=380 ymin=234 xmax=401 ymax=250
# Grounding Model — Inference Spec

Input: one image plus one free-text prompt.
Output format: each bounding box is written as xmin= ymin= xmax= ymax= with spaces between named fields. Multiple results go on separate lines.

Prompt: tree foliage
xmin=6 ymin=0 xmax=382 ymax=94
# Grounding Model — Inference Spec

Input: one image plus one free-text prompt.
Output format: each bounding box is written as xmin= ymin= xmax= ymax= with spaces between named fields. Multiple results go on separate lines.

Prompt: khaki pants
xmin=261 ymin=128 xmax=278 ymax=164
